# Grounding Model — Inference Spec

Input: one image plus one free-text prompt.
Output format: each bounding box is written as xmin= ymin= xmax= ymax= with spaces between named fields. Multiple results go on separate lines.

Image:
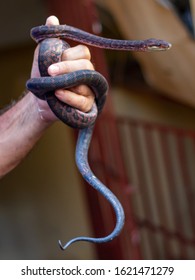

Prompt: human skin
xmin=0 ymin=15 xmax=95 ymax=178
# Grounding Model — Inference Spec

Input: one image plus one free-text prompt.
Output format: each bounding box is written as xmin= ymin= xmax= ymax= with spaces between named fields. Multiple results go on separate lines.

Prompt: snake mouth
xmin=145 ymin=38 xmax=172 ymax=51
xmin=166 ymin=42 xmax=172 ymax=50
xmin=147 ymin=43 xmax=172 ymax=51
xmin=147 ymin=40 xmax=172 ymax=51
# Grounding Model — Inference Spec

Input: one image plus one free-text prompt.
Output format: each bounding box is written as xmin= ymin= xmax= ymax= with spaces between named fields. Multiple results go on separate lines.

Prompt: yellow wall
xmin=112 ymin=86 xmax=195 ymax=130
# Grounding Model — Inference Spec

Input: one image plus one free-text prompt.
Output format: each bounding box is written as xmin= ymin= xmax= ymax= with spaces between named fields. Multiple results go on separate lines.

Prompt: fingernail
xmin=55 ymin=90 xmax=63 ymax=98
xmin=48 ymin=64 xmax=59 ymax=75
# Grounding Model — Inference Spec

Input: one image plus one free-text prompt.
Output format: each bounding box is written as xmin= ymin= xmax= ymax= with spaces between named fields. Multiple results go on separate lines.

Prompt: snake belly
xmin=26 ymin=36 xmax=125 ymax=250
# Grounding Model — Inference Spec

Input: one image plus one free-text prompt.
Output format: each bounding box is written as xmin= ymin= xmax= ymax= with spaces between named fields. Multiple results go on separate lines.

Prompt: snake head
xmin=144 ymin=38 xmax=172 ymax=51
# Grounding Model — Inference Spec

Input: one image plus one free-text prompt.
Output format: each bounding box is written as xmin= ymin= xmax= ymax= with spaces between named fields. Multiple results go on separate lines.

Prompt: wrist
xmin=0 ymin=91 xmax=53 ymax=177
xmin=27 ymin=91 xmax=58 ymax=127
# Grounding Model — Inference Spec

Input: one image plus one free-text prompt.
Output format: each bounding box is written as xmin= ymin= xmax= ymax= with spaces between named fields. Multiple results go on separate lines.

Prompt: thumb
xmin=45 ymin=15 xmax=60 ymax=26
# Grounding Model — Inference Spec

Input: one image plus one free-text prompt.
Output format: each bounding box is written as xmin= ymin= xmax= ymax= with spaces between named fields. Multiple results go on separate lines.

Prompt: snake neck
xmin=31 ymin=25 xmax=171 ymax=52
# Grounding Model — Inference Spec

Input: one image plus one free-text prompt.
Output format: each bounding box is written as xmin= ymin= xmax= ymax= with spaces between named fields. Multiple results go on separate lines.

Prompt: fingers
xmin=48 ymin=58 xmax=94 ymax=76
xmin=62 ymin=45 xmax=91 ymax=61
xmin=55 ymin=85 xmax=95 ymax=113
xmin=47 ymin=43 xmax=95 ymax=113
xmin=48 ymin=45 xmax=93 ymax=76
xmin=43 ymin=16 xmax=95 ymax=114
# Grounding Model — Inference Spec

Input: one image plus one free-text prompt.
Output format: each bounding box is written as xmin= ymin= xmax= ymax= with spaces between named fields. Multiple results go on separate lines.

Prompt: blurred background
xmin=1 ymin=0 xmax=195 ymax=259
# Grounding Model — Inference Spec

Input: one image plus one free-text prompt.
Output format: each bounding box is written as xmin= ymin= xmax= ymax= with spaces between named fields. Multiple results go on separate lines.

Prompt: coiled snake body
xmin=26 ymin=24 xmax=171 ymax=250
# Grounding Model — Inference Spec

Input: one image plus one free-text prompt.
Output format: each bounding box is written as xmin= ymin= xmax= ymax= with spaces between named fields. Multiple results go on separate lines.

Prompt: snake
xmin=26 ymin=24 xmax=171 ymax=250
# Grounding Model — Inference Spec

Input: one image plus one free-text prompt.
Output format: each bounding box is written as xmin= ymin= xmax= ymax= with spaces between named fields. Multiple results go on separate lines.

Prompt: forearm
xmin=0 ymin=92 xmax=52 ymax=178
xmin=0 ymin=16 xmax=95 ymax=178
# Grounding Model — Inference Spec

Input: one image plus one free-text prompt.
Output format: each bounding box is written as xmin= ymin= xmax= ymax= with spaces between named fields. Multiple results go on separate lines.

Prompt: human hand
xmin=30 ymin=15 xmax=95 ymax=123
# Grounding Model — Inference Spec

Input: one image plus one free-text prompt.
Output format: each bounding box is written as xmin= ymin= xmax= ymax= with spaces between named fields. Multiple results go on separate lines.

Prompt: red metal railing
xmin=116 ymin=117 xmax=195 ymax=259
xmin=87 ymin=116 xmax=141 ymax=259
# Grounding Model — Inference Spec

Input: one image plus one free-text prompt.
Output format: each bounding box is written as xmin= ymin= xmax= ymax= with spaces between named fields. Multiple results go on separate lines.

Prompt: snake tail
xmin=58 ymin=125 xmax=125 ymax=250
xmin=26 ymin=23 xmax=171 ymax=251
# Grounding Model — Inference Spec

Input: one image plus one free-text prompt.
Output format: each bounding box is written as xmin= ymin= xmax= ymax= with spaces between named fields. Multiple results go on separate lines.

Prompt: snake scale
xmin=26 ymin=24 xmax=171 ymax=250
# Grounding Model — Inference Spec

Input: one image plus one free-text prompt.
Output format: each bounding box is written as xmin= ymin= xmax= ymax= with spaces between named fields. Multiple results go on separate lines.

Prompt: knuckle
xmin=64 ymin=94 xmax=72 ymax=104
xmin=78 ymin=45 xmax=91 ymax=60
xmin=79 ymin=96 xmax=88 ymax=112
xmin=81 ymin=59 xmax=94 ymax=70
xmin=61 ymin=61 xmax=71 ymax=73
xmin=76 ymin=85 xmax=85 ymax=95
xmin=81 ymin=96 xmax=94 ymax=112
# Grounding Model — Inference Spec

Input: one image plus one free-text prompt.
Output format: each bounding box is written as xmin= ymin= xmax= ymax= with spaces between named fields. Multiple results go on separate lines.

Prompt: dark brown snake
xmin=26 ymin=24 xmax=171 ymax=250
